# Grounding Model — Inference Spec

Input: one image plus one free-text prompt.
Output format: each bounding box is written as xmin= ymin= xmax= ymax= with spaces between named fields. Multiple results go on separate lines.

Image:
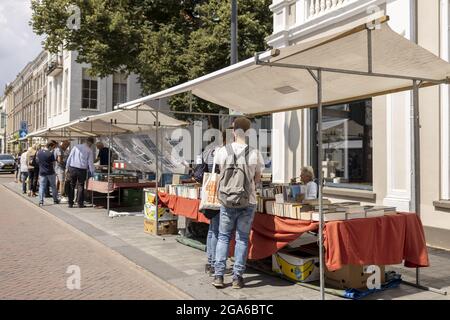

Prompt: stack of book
xmin=364 ymin=205 xmax=397 ymax=217
xmin=309 ymin=204 xmax=397 ymax=222
xmin=167 ymin=184 xmax=201 ymax=200
xmin=270 ymin=202 xmax=313 ymax=220
xmin=260 ymin=187 xmax=276 ymax=198
xmin=261 ymin=191 xmax=313 ymax=219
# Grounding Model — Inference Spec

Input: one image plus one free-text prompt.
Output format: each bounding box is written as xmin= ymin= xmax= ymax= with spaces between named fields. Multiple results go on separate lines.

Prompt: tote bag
xmin=199 ymin=161 xmax=221 ymax=211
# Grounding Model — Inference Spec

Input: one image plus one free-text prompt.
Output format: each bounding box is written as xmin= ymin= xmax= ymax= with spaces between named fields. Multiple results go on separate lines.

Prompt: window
xmin=82 ymin=68 xmax=98 ymax=109
xmin=64 ymin=69 xmax=69 ymax=111
xmin=113 ymin=73 xmax=128 ymax=107
xmin=42 ymin=96 xmax=47 ymax=128
xmin=287 ymin=3 xmax=296 ymax=27
xmin=310 ymin=99 xmax=373 ymax=190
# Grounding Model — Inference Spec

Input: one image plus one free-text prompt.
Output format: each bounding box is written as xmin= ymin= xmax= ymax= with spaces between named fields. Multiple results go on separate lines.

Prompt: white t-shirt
xmin=214 ymin=142 xmax=265 ymax=205
xmin=20 ymin=151 xmax=28 ymax=173
xmin=302 ymin=181 xmax=318 ymax=200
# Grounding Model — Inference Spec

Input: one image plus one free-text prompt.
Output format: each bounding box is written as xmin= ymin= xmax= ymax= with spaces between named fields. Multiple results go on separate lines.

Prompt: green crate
xmin=120 ymin=189 xmax=143 ymax=207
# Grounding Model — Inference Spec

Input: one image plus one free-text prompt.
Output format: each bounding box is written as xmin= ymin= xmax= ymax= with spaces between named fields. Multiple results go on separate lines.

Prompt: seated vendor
xmin=300 ymin=166 xmax=318 ymax=200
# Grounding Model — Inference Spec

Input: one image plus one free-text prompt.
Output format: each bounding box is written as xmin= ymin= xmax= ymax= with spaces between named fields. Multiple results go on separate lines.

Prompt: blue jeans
xmin=39 ymin=174 xmax=58 ymax=204
xmin=21 ymin=172 xmax=29 ymax=193
xmin=206 ymin=213 xmax=220 ymax=266
xmin=214 ymin=205 xmax=256 ymax=278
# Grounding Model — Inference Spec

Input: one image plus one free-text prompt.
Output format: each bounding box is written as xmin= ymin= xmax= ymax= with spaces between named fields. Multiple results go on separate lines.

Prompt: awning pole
xmin=307 ymin=67 xmax=325 ymax=300
xmin=412 ymin=80 xmax=420 ymax=286
xmin=404 ymin=80 xmax=448 ymax=296
xmin=107 ymin=118 xmax=112 ymax=217
xmin=155 ymin=99 xmax=160 ymax=234
xmin=317 ymin=69 xmax=325 ymax=300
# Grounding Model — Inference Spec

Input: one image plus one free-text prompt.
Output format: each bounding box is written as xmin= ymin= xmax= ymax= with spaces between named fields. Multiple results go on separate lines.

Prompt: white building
xmin=46 ymin=50 xmax=142 ymax=129
xmin=268 ymin=0 xmax=450 ymax=249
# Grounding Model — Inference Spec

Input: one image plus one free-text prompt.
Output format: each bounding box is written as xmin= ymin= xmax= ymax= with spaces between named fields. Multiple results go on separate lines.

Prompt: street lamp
xmin=231 ymin=0 xmax=238 ymax=65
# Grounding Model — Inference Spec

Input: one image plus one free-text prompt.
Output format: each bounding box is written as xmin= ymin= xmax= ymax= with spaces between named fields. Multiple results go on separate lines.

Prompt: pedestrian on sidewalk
xmin=212 ymin=117 xmax=264 ymax=289
xmin=19 ymin=150 xmax=29 ymax=194
xmin=65 ymin=137 xmax=95 ymax=208
xmin=54 ymin=140 xmax=70 ymax=203
xmin=202 ymin=128 xmax=231 ymax=277
xmin=26 ymin=144 xmax=40 ymax=197
xmin=36 ymin=141 xmax=59 ymax=206
xmin=15 ymin=152 xmax=21 ymax=183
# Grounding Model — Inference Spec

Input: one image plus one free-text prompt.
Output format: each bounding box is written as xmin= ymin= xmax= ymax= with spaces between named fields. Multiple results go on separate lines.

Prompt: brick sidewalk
xmin=0 ymin=182 xmax=191 ymax=300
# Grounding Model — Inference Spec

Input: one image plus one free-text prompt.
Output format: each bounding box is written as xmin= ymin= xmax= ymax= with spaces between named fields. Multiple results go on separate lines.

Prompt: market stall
xmin=28 ymin=102 xmax=188 ymax=217
xmin=156 ymin=192 xmax=428 ymax=271
xmin=114 ymin=14 xmax=450 ymax=298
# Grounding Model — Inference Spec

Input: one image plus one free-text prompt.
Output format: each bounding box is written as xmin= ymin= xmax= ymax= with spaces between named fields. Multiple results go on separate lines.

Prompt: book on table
xmin=311 ymin=211 xmax=346 ymax=222
xmin=346 ymin=211 xmax=366 ymax=220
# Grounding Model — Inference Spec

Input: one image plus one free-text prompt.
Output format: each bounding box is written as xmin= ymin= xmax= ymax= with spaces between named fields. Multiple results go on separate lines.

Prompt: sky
xmin=0 ymin=0 xmax=44 ymax=96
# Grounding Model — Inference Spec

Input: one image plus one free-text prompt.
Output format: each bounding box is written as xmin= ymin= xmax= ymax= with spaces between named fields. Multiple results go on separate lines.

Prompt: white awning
xmin=117 ymin=15 xmax=450 ymax=115
xmin=27 ymin=102 xmax=187 ymax=138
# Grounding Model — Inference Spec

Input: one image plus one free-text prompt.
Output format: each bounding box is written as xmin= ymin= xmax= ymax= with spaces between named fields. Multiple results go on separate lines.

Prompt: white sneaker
xmin=60 ymin=197 xmax=69 ymax=204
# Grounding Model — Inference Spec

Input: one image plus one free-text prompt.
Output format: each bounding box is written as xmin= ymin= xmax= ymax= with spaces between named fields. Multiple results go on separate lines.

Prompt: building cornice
xmin=267 ymin=0 xmax=387 ymax=47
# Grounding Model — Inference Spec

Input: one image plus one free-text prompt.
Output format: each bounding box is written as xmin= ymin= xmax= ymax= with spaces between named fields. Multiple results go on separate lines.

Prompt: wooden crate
xmin=144 ymin=219 xmax=178 ymax=235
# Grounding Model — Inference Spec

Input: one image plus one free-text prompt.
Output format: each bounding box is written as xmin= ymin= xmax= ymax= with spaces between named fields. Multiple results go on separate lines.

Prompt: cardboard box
xmin=144 ymin=219 xmax=178 ymax=235
xmin=144 ymin=204 xmax=176 ymax=221
xmin=144 ymin=190 xmax=156 ymax=205
xmin=272 ymin=249 xmax=319 ymax=283
xmin=325 ymin=264 xmax=385 ymax=289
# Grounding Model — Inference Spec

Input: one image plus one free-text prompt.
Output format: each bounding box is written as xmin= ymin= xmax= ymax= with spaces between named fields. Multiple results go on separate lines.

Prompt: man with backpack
xmin=212 ymin=117 xmax=264 ymax=289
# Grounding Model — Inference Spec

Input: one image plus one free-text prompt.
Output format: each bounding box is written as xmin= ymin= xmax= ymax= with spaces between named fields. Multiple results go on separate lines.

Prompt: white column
xmin=383 ymin=0 xmax=413 ymax=211
xmin=383 ymin=92 xmax=412 ymax=211
xmin=272 ymin=112 xmax=288 ymax=183
xmin=52 ymin=79 xmax=57 ymax=117
xmin=57 ymin=76 xmax=62 ymax=114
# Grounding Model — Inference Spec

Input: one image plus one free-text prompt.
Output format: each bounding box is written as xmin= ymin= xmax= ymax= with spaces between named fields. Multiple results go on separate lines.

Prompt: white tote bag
xmin=199 ymin=161 xmax=221 ymax=211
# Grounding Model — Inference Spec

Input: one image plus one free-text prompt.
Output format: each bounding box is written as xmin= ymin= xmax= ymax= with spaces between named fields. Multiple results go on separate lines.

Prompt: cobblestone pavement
xmin=0 ymin=174 xmax=191 ymax=300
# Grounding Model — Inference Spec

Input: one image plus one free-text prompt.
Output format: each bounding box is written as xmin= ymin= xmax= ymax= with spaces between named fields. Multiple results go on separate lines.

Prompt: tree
xmin=31 ymin=0 xmax=272 ymax=115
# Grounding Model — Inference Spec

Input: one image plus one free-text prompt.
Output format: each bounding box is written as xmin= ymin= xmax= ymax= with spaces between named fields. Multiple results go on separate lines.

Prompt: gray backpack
xmin=217 ymin=144 xmax=252 ymax=209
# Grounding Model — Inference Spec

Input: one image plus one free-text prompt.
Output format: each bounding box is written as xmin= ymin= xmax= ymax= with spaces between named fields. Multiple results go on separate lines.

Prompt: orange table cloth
xmin=323 ymin=212 xmax=429 ymax=271
xmin=157 ymin=193 xmax=429 ymax=271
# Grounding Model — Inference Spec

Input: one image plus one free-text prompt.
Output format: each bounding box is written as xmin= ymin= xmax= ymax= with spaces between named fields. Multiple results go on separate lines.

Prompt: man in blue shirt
xmin=66 ymin=137 xmax=95 ymax=208
xmin=36 ymin=141 xmax=59 ymax=206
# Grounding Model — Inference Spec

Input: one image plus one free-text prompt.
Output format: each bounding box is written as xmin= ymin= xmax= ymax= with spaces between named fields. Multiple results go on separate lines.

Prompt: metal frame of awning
xmin=133 ymin=17 xmax=449 ymax=300
xmin=23 ymin=15 xmax=450 ymax=299
xmin=248 ymin=22 xmax=448 ymax=299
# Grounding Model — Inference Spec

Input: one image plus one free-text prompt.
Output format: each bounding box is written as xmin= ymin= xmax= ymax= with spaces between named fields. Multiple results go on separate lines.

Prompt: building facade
xmin=45 ymin=50 xmax=141 ymax=130
xmin=268 ymin=0 xmax=450 ymax=249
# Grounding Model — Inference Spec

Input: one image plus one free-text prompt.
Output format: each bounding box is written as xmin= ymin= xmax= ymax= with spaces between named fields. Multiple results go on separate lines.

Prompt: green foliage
xmin=31 ymin=0 xmax=272 ymax=115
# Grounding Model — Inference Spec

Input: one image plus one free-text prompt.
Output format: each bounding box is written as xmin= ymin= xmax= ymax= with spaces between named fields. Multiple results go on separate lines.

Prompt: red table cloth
xmin=156 ymin=193 xmax=429 ymax=271
xmin=87 ymin=179 xmax=156 ymax=193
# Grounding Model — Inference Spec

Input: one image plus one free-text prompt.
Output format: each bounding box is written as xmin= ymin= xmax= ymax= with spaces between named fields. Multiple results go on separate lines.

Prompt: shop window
xmin=113 ymin=73 xmax=128 ymax=107
xmin=310 ymin=99 xmax=373 ymax=190
xmin=82 ymin=68 xmax=98 ymax=109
